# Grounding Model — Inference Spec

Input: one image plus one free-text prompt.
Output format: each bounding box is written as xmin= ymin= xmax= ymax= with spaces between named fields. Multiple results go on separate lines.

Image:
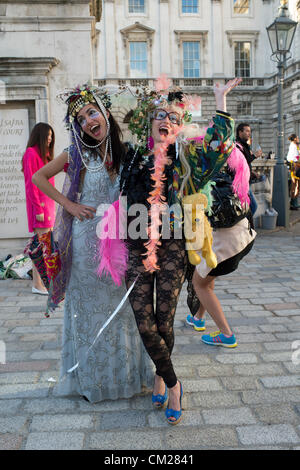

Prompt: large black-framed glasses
xmin=152 ymin=108 xmax=181 ymax=125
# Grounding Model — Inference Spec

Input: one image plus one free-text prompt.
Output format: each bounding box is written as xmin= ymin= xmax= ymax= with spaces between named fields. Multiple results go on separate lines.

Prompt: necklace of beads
xmin=72 ymin=122 xmax=113 ymax=173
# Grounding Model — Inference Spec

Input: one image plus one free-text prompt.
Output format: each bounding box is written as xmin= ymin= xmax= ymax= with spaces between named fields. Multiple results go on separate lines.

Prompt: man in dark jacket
xmin=236 ymin=123 xmax=262 ymax=215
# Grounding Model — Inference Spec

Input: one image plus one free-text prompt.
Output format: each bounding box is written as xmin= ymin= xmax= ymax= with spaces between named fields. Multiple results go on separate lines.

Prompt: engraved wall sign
xmin=0 ymin=109 xmax=30 ymax=238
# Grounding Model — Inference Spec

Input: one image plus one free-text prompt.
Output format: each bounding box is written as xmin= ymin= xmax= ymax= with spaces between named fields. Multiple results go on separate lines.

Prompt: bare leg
xmin=167 ymin=380 xmax=181 ymax=421
xmin=192 ymin=270 xmax=232 ymax=336
xmin=194 ymin=303 xmax=206 ymax=320
xmin=153 ymin=374 xmax=166 ymax=396
xmin=32 ymin=228 xmax=51 ymax=292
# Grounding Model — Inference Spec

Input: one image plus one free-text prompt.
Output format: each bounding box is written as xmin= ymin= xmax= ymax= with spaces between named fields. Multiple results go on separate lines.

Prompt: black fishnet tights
xmin=125 ymin=239 xmax=187 ymax=388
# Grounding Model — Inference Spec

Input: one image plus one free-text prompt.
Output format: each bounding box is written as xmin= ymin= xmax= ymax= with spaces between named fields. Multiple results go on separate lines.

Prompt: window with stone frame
xmin=233 ymin=0 xmax=250 ymax=15
xmin=237 ymin=101 xmax=252 ymax=116
xmin=182 ymin=0 xmax=198 ymax=13
xmin=183 ymin=41 xmax=200 ymax=78
xmin=234 ymin=41 xmax=251 ymax=77
xmin=128 ymin=0 xmax=145 ymax=14
xmin=129 ymin=41 xmax=148 ymax=77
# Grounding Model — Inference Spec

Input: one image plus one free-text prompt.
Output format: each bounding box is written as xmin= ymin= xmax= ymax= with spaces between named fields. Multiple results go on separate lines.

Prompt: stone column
xmin=211 ymin=0 xmax=224 ymax=77
xmin=159 ymin=0 xmax=171 ymax=75
xmin=103 ymin=0 xmax=117 ymax=78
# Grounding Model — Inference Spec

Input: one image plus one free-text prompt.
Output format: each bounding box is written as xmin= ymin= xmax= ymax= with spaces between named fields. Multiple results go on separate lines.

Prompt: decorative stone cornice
xmin=120 ymin=22 xmax=155 ymax=47
xmin=0 ymin=57 xmax=59 ymax=85
xmin=226 ymin=30 xmax=260 ymax=48
xmin=0 ymin=16 xmax=93 ymax=23
xmin=174 ymin=30 xmax=208 ymax=48
xmin=120 ymin=22 xmax=155 ymax=35
xmin=0 ymin=57 xmax=59 ymax=71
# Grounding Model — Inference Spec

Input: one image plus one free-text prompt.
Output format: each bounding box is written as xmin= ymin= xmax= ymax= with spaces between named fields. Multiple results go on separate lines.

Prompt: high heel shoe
xmin=32 ymin=286 xmax=48 ymax=296
xmin=152 ymin=384 xmax=168 ymax=409
xmin=165 ymin=381 xmax=183 ymax=425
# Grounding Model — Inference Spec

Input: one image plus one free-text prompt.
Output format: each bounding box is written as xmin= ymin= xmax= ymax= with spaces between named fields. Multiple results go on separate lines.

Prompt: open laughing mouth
xmin=159 ymin=125 xmax=170 ymax=137
xmin=90 ymin=124 xmax=101 ymax=137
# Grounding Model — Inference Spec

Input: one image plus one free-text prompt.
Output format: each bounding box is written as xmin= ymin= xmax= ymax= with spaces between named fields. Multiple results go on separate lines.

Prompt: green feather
xmin=200 ymin=181 xmax=216 ymax=216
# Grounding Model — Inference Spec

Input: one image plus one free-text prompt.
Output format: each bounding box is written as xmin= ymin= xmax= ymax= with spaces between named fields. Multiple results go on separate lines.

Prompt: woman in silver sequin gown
xmin=32 ymin=85 xmax=154 ymax=403
xmin=56 ymin=155 xmax=153 ymax=403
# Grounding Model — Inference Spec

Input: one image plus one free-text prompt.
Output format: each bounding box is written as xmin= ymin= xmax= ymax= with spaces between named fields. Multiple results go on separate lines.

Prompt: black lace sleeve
xmin=120 ymin=148 xmax=156 ymax=208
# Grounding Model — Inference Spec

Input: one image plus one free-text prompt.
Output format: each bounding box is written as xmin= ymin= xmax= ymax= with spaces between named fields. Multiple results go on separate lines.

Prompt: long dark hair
xmin=22 ymin=122 xmax=55 ymax=171
xmin=289 ymin=133 xmax=297 ymax=142
xmin=79 ymin=111 xmax=126 ymax=174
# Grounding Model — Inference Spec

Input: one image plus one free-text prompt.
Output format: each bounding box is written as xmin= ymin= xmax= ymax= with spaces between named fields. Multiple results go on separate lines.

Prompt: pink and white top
xmin=23 ymin=145 xmax=55 ymax=232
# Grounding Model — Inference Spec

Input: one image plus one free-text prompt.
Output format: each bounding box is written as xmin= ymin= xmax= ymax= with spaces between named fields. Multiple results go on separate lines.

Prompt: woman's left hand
xmin=213 ymin=78 xmax=242 ymax=112
xmin=36 ymin=213 xmax=44 ymax=222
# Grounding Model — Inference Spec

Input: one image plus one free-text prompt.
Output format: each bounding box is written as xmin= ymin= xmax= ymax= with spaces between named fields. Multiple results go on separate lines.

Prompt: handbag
xmin=208 ymin=172 xmax=249 ymax=229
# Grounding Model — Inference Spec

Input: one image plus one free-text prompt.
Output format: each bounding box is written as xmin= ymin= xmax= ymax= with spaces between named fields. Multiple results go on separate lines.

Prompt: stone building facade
xmin=96 ymin=0 xmax=300 ymax=156
xmin=0 ymin=0 xmax=98 ymax=151
xmin=0 ymin=0 xmax=97 ymax=240
xmin=0 ymin=0 xmax=299 ymax=240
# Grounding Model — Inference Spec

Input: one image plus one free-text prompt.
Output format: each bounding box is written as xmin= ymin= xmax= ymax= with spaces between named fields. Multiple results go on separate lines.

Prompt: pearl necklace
xmin=72 ymin=122 xmax=113 ymax=173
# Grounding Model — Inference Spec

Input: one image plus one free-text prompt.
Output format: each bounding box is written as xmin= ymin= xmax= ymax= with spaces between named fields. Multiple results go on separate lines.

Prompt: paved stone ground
xmin=1 ymin=220 xmax=300 ymax=450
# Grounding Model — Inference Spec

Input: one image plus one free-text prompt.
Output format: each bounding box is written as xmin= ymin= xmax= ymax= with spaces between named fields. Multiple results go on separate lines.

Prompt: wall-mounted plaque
xmin=0 ymin=108 xmax=30 ymax=238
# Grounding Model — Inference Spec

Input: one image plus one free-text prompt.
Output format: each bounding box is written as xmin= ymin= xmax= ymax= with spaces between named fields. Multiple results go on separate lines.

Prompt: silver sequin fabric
xmin=54 ymin=158 xmax=154 ymax=403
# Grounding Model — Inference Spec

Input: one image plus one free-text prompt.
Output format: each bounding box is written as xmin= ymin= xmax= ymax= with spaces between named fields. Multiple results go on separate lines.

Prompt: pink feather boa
xmin=227 ymin=145 xmax=250 ymax=207
xmin=96 ymin=199 xmax=128 ymax=286
xmin=143 ymin=132 xmax=181 ymax=273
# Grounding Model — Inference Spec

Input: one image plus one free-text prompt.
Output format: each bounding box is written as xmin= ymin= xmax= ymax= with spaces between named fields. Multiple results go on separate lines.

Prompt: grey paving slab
xmin=253 ymin=404 xmax=300 ymax=425
xmin=202 ymin=407 xmax=257 ymax=425
xmin=236 ymin=424 xmax=300 ymax=446
xmin=25 ymin=432 xmax=85 ymax=450
xmin=1 ymin=226 xmax=300 ymax=449
xmin=0 ymin=416 xmax=28 ymax=435
xmin=30 ymin=414 xmax=93 ymax=432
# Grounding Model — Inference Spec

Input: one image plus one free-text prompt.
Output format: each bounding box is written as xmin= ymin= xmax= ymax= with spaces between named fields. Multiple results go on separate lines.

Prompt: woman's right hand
xmin=64 ymin=200 xmax=96 ymax=221
xmin=213 ymin=78 xmax=242 ymax=112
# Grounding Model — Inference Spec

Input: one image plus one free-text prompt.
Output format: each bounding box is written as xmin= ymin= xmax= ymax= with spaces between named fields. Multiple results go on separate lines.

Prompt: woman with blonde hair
xmin=121 ymin=77 xmax=241 ymax=424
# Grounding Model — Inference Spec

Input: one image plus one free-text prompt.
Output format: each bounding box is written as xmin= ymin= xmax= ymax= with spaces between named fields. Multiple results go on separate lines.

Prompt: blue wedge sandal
xmin=152 ymin=384 xmax=168 ymax=409
xmin=165 ymin=382 xmax=183 ymax=425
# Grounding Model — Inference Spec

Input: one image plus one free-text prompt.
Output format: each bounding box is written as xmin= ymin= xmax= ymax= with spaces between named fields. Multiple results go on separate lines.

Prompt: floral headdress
xmin=49 ymin=84 xmax=113 ymax=315
xmin=128 ymin=75 xmax=201 ymax=154
xmin=124 ymin=75 xmax=202 ymax=272
xmin=58 ymin=83 xmax=112 ymax=129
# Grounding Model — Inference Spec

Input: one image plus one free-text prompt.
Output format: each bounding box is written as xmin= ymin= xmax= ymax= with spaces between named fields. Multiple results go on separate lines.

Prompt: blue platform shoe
xmin=165 ymin=382 xmax=183 ymax=425
xmin=152 ymin=384 xmax=168 ymax=409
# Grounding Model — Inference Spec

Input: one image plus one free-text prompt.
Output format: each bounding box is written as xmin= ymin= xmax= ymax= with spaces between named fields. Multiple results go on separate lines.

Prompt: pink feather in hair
xmin=182 ymin=94 xmax=202 ymax=112
xmin=227 ymin=145 xmax=250 ymax=207
xmin=97 ymin=199 xmax=128 ymax=286
xmin=155 ymin=74 xmax=172 ymax=92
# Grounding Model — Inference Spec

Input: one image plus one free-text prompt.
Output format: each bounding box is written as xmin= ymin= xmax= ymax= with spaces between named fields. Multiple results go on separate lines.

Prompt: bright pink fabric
xmin=23 ymin=145 xmax=55 ymax=232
